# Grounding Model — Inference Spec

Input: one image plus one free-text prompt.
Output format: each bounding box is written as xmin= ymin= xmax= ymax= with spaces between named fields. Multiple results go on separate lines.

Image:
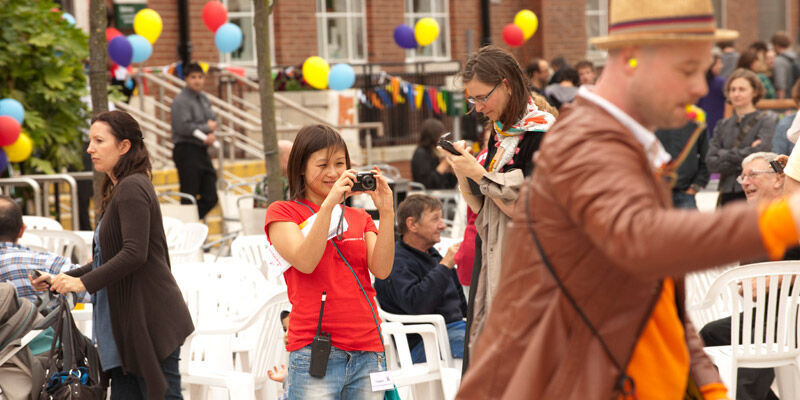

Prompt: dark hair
xmin=184 ymin=62 xmax=204 ymax=77
xmin=718 ymin=41 xmax=736 ymax=50
xmin=526 ymin=59 xmax=544 ymax=76
xmin=91 ymin=110 xmax=152 ymax=215
xmin=396 ymin=194 xmax=442 ymax=236
xmin=791 ymin=78 xmax=800 ymax=105
xmin=707 ymin=53 xmax=721 ymax=81
xmin=749 ymin=41 xmax=768 ymax=54
xmin=725 ymin=68 xmax=766 ymax=105
xmin=280 ymin=310 xmax=290 ymax=322
xmin=557 ymin=68 xmax=580 ymax=86
xmin=461 ymin=45 xmax=530 ymax=128
xmin=574 ymin=60 xmax=594 ymax=71
xmin=736 ymin=49 xmax=761 ymax=71
xmin=418 ymin=118 xmax=445 ymax=153
xmin=286 ymin=125 xmax=351 ymax=200
xmin=0 ymin=195 xmax=22 ymax=242
xmin=550 ymin=56 xmax=567 ymax=71
xmin=772 ymin=31 xmax=792 ymax=49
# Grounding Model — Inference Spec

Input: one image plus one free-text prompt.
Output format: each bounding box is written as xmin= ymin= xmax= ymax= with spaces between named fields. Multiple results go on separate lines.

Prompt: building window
xmin=404 ymin=0 xmax=451 ymax=62
xmin=585 ymin=0 xmax=608 ymax=63
xmin=316 ymin=0 xmax=367 ymax=63
xmin=757 ymin=0 xmax=788 ymax=42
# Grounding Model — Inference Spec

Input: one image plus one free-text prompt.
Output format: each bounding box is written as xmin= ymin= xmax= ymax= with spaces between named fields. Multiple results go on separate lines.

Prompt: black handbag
xmin=39 ymin=295 xmax=105 ymax=400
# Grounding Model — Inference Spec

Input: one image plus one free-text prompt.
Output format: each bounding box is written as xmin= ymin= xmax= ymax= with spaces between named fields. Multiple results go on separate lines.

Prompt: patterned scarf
xmin=488 ymin=97 xmax=556 ymax=172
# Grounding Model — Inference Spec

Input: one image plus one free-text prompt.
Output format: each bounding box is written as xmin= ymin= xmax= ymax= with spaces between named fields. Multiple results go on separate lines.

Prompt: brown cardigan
xmin=456 ymin=97 xmax=767 ymax=399
xmin=67 ymin=173 xmax=194 ymax=399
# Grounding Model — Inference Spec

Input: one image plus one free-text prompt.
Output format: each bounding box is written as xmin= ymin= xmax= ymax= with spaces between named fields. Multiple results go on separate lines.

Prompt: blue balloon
xmin=128 ymin=34 xmax=153 ymax=63
xmin=0 ymin=99 xmax=25 ymax=124
xmin=107 ymin=36 xmax=133 ymax=67
xmin=0 ymin=149 xmax=7 ymax=174
xmin=215 ymin=23 xmax=243 ymax=53
xmin=328 ymin=64 xmax=356 ymax=91
xmin=62 ymin=12 xmax=76 ymax=26
xmin=393 ymin=25 xmax=417 ymax=49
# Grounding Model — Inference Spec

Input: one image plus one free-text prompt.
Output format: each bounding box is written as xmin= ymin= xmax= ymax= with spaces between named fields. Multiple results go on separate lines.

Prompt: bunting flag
xmin=437 ymin=91 xmax=446 ymax=114
xmin=377 ymin=88 xmax=392 ymax=108
xmin=428 ymin=87 xmax=440 ymax=115
xmin=369 ymin=91 xmax=385 ymax=110
xmin=353 ymin=72 xmax=468 ymax=116
xmin=405 ymin=83 xmax=416 ymax=109
xmin=415 ymin=85 xmax=425 ymax=109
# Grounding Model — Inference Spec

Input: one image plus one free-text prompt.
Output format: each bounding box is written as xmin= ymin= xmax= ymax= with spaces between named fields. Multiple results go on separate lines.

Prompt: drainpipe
xmin=480 ymin=0 xmax=491 ymax=46
xmin=177 ymin=0 xmax=191 ymax=70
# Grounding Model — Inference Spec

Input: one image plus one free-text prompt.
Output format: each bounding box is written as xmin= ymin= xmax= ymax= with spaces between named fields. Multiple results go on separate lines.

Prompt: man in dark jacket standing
xmin=374 ymin=194 xmax=466 ymax=363
xmin=655 ymin=121 xmax=710 ymax=209
xmin=171 ymin=62 xmax=218 ymax=219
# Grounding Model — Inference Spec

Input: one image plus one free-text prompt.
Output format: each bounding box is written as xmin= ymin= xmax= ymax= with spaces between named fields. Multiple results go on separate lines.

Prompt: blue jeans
xmin=109 ymin=346 xmax=182 ymax=400
xmin=288 ymin=345 xmax=387 ymax=400
xmin=410 ymin=320 xmax=465 ymax=363
xmin=672 ymin=191 xmax=697 ymax=209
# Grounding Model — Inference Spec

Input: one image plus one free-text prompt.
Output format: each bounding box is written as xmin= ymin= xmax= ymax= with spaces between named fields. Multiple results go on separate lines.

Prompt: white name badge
xmin=370 ymin=371 xmax=394 ymax=392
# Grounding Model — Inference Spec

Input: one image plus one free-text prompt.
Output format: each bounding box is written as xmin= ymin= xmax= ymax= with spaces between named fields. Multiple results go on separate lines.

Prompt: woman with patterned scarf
xmin=443 ymin=45 xmax=556 ymax=366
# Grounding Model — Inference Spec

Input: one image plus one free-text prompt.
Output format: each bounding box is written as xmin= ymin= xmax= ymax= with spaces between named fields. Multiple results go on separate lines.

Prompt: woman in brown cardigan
xmin=48 ymin=110 xmax=194 ymax=399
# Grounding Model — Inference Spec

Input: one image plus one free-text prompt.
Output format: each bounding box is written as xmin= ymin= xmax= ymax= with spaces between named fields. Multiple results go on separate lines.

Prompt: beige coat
xmin=457 ymin=97 xmax=768 ymax=399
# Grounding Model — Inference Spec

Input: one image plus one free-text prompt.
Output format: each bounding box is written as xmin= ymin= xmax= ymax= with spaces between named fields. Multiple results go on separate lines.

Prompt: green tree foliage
xmin=0 ymin=0 xmax=89 ymax=174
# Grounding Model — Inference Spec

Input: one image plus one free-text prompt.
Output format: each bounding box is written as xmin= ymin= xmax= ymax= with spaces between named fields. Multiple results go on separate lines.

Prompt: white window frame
xmin=585 ymin=0 xmax=608 ymax=64
xmin=219 ymin=0 xmax=275 ymax=67
xmin=404 ymin=0 xmax=451 ymax=62
xmin=316 ymin=0 xmax=368 ymax=64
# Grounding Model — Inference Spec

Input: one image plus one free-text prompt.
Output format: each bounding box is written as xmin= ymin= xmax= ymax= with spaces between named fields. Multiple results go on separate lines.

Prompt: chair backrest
xmin=161 ymin=216 xmax=183 ymax=249
xmin=158 ymin=192 xmax=199 ymax=223
xmin=168 ymin=223 xmax=208 ymax=264
xmin=700 ymin=261 xmax=800 ymax=360
xmin=25 ymin=230 xmax=89 ymax=265
xmin=22 ymin=216 xmax=62 ymax=231
xmin=686 ymin=263 xmax=738 ymax=328
xmin=238 ymin=206 xmax=268 ymax=236
xmin=250 ymin=291 xmax=291 ymax=398
xmin=230 ymin=234 xmax=271 ymax=278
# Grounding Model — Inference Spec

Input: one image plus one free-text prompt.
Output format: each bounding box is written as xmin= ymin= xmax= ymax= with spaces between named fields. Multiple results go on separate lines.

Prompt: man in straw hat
xmin=456 ymin=1 xmax=800 ymax=399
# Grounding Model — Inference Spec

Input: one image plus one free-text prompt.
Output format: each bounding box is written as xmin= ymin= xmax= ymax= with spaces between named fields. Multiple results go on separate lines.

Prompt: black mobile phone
xmin=438 ymin=132 xmax=461 ymax=156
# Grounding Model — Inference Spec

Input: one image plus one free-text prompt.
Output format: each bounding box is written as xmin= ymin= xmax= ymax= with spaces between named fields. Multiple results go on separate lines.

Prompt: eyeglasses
xmin=736 ymin=169 xmax=776 ymax=184
xmin=466 ymin=82 xmax=501 ymax=105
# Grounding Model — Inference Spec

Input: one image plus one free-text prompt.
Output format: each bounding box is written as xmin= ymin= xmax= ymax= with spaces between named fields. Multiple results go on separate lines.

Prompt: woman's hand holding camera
xmin=323 ymin=169 xmax=358 ymax=207
xmin=366 ymin=167 xmax=394 ymax=214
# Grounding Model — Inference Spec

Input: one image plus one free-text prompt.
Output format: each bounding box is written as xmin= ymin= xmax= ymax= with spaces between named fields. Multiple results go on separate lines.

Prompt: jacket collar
xmin=577 ymin=86 xmax=672 ymax=169
xmin=398 ymin=240 xmax=442 ymax=260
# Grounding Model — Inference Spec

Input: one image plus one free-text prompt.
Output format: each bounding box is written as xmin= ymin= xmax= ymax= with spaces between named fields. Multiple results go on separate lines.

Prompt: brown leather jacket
xmin=457 ymin=97 xmax=768 ymax=399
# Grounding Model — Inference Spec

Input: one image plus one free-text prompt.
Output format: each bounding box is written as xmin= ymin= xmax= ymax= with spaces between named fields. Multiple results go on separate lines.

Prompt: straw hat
xmin=590 ymin=0 xmax=738 ymax=49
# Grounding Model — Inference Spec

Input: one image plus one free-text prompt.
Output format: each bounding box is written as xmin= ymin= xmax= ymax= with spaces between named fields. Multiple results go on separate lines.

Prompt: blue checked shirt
xmin=0 ymin=241 xmax=80 ymax=302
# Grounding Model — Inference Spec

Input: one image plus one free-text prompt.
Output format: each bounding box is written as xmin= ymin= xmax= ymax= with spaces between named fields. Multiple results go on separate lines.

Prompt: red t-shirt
xmin=265 ymin=199 xmax=383 ymax=352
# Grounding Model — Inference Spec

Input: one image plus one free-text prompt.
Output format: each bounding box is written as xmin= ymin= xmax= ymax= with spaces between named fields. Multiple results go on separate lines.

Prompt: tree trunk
xmin=88 ymin=0 xmax=109 ymax=220
xmin=253 ymin=0 xmax=284 ymax=205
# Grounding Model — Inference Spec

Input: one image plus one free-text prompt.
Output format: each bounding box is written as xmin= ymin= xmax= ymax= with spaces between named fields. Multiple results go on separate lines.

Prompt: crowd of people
xmin=7 ymin=0 xmax=800 ymax=399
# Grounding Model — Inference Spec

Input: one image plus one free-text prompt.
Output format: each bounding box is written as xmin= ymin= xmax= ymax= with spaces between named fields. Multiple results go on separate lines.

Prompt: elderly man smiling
xmin=739 ymin=152 xmax=786 ymax=204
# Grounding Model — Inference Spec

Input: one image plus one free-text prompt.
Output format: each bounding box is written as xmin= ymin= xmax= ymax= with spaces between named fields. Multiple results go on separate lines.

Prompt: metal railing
xmin=20 ymin=174 xmax=80 ymax=230
xmin=0 ymin=177 xmax=43 ymax=217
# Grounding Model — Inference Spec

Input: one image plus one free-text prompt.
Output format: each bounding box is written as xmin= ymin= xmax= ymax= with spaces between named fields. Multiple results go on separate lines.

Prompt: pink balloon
xmin=202 ymin=1 xmax=228 ymax=32
xmin=0 ymin=116 xmax=21 ymax=147
xmin=502 ymin=23 xmax=525 ymax=47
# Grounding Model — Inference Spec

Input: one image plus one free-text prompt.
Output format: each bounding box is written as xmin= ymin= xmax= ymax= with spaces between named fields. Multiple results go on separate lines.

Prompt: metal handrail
xmin=20 ymin=174 xmax=80 ymax=230
xmin=0 ymin=177 xmax=43 ymax=216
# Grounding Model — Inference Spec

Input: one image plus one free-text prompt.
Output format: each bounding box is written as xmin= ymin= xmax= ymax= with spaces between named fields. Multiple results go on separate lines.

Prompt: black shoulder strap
xmin=732 ymin=111 xmax=763 ymax=149
xmin=523 ymin=186 xmax=636 ymax=398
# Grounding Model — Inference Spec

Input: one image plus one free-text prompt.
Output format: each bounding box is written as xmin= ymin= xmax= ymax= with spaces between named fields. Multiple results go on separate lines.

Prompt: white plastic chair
xmin=22 ymin=216 xmax=63 ymax=231
xmin=381 ymin=321 xmax=459 ymax=400
xmin=697 ymin=261 xmax=800 ymax=400
xmin=179 ymin=290 xmax=290 ymax=400
xmin=237 ymin=196 xmax=268 ymax=236
xmin=378 ymin=304 xmax=460 ymax=370
xmin=24 ymin=230 xmax=89 ymax=265
xmin=158 ymin=192 xmax=199 ymax=223
xmin=231 ymin=235 xmax=270 ymax=275
xmin=686 ymin=263 xmax=738 ymax=329
xmin=162 ymin=216 xmax=183 ymax=249
xmin=168 ymin=223 xmax=208 ymax=264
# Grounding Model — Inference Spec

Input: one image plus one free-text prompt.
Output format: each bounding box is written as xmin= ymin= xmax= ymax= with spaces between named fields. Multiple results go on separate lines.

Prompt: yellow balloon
xmin=302 ymin=56 xmax=330 ymax=90
xmin=415 ymin=18 xmax=440 ymax=47
xmin=514 ymin=9 xmax=538 ymax=40
xmin=133 ymin=8 xmax=163 ymax=44
xmin=3 ymin=132 xmax=32 ymax=162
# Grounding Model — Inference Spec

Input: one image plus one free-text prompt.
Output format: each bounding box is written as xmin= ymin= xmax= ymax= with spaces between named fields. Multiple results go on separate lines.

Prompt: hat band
xmin=609 ymin=14 xmax=716 ymax=36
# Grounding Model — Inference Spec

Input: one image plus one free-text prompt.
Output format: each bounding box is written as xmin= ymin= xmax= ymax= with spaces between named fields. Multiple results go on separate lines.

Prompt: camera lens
xmin=362 ymin=174 xmax=376 ymax=190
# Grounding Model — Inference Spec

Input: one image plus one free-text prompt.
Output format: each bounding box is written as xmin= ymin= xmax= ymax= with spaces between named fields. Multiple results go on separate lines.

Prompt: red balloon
xmin=0 ymin=116 xmax=21 ymax=147
xmin=106 ymin=27 xmax=123 ymax=43
xmin=502 ymin=23 xmax=525 ymax=47
xmin=202 ymin=1 xmax=228 ymax=33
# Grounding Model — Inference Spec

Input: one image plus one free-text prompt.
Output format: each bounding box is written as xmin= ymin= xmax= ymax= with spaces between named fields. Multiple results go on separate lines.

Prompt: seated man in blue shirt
xmin=374 ymin=194 xmax=466 ymax=363
xmin=0 ymin=195 xmax=81 ymax=302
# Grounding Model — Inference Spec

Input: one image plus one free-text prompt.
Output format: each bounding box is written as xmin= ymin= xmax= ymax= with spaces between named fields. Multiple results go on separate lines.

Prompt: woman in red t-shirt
xmin=265 ymin=124 xmax=395 ymax=399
